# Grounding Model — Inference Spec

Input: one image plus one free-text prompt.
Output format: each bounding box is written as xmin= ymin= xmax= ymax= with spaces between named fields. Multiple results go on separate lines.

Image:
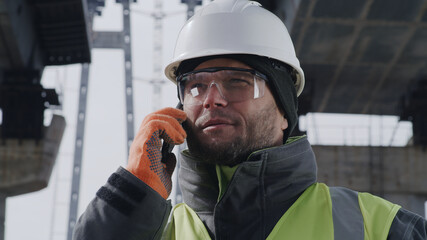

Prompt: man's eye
xmin=228 ymin=78 xmax=251 ymax=86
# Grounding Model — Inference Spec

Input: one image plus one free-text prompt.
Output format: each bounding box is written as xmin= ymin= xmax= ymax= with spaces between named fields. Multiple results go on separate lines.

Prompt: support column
xmin=67 ymin=63 xmax=90 ymax=240
xmin=313 ymin=144 xmax=427 ymax=215
xmin=122 ymin=0 xmax=135 ymax=156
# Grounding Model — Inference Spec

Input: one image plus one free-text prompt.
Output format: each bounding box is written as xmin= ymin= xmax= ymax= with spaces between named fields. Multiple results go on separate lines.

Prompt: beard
xmin=183 ymin=103 xmax=282 ymax=166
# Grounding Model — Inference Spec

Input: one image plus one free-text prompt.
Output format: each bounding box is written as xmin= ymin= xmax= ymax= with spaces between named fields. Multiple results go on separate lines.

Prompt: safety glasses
xmin=177 ymin=67 xmax=268 ymax=106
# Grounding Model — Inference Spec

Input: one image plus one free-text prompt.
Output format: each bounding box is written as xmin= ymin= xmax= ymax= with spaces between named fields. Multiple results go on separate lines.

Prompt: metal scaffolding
xmin=151 ymin=0 xmax=166 ymax=111
xmin=66 ymin=1 xmax=203 ymax=237
xmin=66 ymin=1 xmax=136 ymax=239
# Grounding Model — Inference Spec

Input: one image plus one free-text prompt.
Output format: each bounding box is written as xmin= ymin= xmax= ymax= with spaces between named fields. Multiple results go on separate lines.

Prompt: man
xmin=73 ymin=0 xmax=427 ymax=239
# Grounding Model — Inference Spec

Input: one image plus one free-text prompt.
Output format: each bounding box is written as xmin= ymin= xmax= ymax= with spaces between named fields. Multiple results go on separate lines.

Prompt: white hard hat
xmin=164 ymin=0 xmax=305 ymax=96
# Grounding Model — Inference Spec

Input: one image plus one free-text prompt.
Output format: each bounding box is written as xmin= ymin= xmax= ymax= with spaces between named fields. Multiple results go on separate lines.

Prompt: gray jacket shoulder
xmin=388 ymin=208 xmax=427 ymax=240
xmin=72 ymin=167 xmax=172 ymax=240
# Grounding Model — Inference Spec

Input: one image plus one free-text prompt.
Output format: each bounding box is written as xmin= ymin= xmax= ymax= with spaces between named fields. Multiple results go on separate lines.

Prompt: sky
xmin=2 ymin=0 xmax=422 ymax=239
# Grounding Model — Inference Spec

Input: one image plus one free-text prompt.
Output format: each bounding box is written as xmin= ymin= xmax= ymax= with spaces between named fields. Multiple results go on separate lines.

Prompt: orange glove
xmin=126 ymin=107 xmax=187 ymax=199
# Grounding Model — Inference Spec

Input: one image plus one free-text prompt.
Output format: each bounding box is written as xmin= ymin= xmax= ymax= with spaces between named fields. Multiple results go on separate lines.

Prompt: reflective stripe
xmin=329 ymin=187 xmax=364 ymax=240
xmin=165 ymin=185 xmax=399 ymax=239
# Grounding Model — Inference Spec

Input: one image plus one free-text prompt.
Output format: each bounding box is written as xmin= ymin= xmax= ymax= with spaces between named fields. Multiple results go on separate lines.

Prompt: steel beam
xmin=67 ymin=1 xmax=136 ymax=238
xmin=92 ymin=31 xmax=123 ymax=49
xmin=67 ymin=63 xmax=90 ymax=240
xmin=122 ymin=0 xmax=135 ymax=154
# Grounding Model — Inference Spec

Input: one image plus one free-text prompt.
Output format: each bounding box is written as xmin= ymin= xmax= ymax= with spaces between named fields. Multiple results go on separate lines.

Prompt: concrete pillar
xmin=0 ymin=115 xmax=66 ymax=196
xmin=313 ymin=144 xmax=427 ymax=216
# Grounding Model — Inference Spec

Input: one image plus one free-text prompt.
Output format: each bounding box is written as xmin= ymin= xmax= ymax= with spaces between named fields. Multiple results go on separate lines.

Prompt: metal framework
xmin=151 ymin=0 xmax=165 ymax=111
xmin=66 ymin=1 xmax=136 ymax=239
xmin=123 ymin=0 xmax=136 ymax=152
xmin=66 ymin=63 xmax=90 ymax=240
xmin=66 ymin=1 xmax=204 ymax=237
xmin=181 ymin=0 xmax=202 ymax=19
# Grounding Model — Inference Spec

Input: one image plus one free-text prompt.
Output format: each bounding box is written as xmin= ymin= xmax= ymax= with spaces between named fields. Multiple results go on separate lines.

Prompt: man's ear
xmin=281 ymin=117 xmax=288 ymax=131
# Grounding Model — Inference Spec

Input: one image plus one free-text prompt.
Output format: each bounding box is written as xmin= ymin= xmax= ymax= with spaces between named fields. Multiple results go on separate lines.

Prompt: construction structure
xmin=0 ymin=0 xmax=426 ymax=239
xmin=257 ymin=0 xmax=427 ymax=215
xmin=67 ymin=0 xmax=201 ymax=237
xmin=66 ymin=0 xmax=137 ymax=239
xmin=0 ymin=0 xmax=91 ymax=239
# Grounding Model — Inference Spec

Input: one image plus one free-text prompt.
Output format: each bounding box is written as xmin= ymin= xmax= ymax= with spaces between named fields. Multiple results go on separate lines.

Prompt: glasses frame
xmin=176 ymin=67 xmax=269 ymax=105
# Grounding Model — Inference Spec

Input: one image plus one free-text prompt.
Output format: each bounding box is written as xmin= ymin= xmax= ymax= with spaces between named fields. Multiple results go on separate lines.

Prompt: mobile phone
xmin=161 ymin=102 xmax=183 ymax=163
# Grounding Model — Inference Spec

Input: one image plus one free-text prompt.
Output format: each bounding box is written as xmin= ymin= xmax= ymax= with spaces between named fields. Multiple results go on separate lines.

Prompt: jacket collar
xmin=178 ymin=136 xmax=317 ymax=239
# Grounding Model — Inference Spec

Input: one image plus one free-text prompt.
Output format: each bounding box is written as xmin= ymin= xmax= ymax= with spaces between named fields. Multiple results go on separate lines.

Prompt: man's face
xmin=182 ymin=58 xmax=288 ymax=166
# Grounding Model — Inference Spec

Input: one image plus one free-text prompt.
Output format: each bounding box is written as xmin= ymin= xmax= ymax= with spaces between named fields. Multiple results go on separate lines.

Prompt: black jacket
xmin=73 ymin=137 xmax=427 ymax=239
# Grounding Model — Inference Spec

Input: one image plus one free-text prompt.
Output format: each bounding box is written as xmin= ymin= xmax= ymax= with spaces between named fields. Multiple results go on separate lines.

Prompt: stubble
xmin=183 ymin=103 xmax=281 ymax=166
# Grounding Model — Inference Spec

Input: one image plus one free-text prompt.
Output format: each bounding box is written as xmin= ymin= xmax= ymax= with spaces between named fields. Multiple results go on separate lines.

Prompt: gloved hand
xmin=126 ymin=107 xmax=187 ymax=199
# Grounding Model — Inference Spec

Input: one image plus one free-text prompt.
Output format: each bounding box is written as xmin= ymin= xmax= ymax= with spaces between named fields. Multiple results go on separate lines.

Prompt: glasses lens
xmin=178 ymin=68 xmax=266 ymax=106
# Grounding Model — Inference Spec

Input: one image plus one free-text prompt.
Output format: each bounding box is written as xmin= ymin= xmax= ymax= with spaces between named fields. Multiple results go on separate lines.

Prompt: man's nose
xmin=202 ymin=82 xmax=228 ymax=108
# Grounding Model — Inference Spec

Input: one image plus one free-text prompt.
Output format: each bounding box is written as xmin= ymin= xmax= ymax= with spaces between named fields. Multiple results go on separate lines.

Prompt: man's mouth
xmin=201 ymin=119 xmax=233 ymax=130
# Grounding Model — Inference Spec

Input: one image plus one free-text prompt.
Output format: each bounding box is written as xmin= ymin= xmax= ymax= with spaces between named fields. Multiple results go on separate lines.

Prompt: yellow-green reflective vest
xmin=162 ymin=183 xmax=401 ymax=240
